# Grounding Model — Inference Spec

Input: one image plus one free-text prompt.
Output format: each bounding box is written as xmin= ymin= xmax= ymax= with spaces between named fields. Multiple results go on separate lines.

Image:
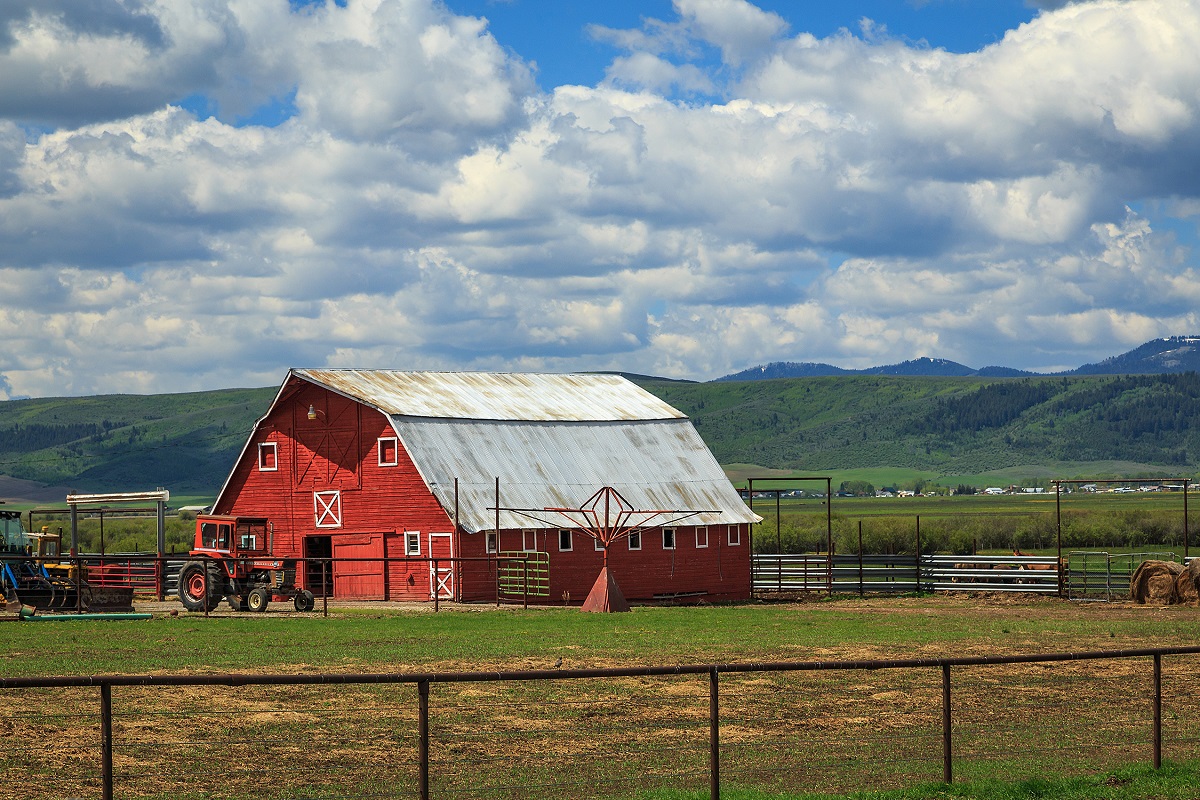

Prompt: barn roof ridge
xmin=290 ymin=368 xmax=687 ymax=423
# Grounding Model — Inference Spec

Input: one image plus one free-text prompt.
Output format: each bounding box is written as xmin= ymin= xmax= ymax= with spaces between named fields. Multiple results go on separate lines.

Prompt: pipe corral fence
xmin=3 ymin=646 xmax=1199 ymax=800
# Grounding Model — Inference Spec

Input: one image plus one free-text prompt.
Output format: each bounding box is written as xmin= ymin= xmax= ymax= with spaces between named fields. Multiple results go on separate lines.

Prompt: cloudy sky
xmin=2 ymin=0 xmax=1199 ymax=399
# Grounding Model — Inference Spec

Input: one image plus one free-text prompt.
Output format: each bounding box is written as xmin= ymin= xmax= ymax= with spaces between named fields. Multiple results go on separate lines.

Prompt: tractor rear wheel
xmin=178 ymin=561 xmax=222 ymax=612
xmin=247 ymin=586 xmax=270 ymax=612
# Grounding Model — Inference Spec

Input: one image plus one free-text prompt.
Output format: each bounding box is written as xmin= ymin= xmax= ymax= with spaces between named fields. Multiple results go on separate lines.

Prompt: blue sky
xmin=0 ymin=0 xmax=1198 ymax=398
xmin=445 ymin=0 xmax=1043 ymax=90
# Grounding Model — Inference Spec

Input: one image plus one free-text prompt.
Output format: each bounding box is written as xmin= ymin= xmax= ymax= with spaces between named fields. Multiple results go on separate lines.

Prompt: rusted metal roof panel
xmin=390 ymin=416 xmax=761 ymax=531
xmin=293 ymin=369 xmax=685 ymax=421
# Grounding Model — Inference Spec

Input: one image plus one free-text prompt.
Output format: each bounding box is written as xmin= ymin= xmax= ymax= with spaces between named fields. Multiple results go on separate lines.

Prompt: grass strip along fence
xmin=4 ymin=645 xmax=1200 ymax=800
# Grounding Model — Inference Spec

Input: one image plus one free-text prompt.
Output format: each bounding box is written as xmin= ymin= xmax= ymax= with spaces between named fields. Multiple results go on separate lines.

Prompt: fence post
xmin=419 ymin=679 xmax=431 ymax=800
xmin=75 ymin=553 xmax=84 ymax=613
xmin=915 ymin=515 xmax=922 ymax=594
xmin=709 ymin=667 xmax=720 ymax=800
xmin=942 ymin=663 xmax=952 ymax=784
xmin=101 ymin=683 xmax=114 ymax=800
xmin=857 ymin=521 xmax=864 ymax=598
xmin=1153 ymin=654 xmax=1162 ymax=770
xmin=156 ymin=553 xmax=165 ymax=602
xmin=322 ymin=559 xmax=329 ymax=618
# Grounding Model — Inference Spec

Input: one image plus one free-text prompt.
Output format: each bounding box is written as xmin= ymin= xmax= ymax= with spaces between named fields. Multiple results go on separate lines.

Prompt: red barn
xmin=212 ymin=369 xmax=760 ymax=604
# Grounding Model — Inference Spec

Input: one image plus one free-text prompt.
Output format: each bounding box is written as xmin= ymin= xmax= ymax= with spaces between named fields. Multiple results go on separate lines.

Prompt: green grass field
xmin=4 ymin=596 xmax=1200 ymax=799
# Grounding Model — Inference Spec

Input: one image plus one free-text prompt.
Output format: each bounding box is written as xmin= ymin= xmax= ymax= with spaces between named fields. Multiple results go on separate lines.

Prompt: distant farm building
xmin=213 ymin=369 xmax=759 ymax=603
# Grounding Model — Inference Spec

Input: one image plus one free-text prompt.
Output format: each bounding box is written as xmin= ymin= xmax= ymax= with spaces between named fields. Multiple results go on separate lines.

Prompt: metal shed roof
xmin=390 ymin=415 xmax=761 ymax=531
xmin=293 ymin=369 xmax=686 ymax=422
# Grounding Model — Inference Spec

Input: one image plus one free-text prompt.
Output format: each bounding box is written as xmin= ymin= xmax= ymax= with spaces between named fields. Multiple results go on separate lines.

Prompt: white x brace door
xmin=428 ymin=532 xmax=454 ymax=599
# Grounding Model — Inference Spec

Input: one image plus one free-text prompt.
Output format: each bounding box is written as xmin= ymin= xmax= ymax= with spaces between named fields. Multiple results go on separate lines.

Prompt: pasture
xmin=4 ymin=594 xmax=1200 ymax=799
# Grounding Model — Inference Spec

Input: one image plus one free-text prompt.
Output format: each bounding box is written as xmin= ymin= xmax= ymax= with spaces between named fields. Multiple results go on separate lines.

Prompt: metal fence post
xmin=419 ymin=679 xmax=431 ymax=800
xmin=941 ymin=663 xmax=952 ymax=784
xmin=709 ymin=667 xmax=720 ymax=800
xmin=857 ymin=521 xmax=864 ymax=598
xmin=101 ymin=683 xmax=114 ymax=800
xmin=1153 ymin=654 xmax=1162 ymax=769
xmin=322 ymin=559 xmax=329 ymax=618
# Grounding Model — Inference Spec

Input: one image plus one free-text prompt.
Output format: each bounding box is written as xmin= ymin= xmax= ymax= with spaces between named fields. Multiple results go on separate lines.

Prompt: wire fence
xmin=4 ymin=646 xmax=1200 ymax=800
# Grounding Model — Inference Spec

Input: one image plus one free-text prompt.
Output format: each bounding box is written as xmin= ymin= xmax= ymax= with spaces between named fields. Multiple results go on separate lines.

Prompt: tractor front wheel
xmin=247 ymin=586 xmax=270 ymax=612
xmin=178 ymin=561 xmax=222 ymax=612
xmin=293 ymin=590 xmax=315 ymax=612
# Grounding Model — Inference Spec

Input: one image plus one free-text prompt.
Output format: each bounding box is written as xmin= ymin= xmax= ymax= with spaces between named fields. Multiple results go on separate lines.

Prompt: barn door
xmin=331 ymin=533 xmax=386 ymax=599
xmin=428 ymin=532 xmax=454 ymax=599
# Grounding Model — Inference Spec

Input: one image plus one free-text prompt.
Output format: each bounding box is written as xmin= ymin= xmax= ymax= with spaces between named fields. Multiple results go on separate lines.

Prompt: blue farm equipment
xmin=1 ymin=509 xmax=134 ymax=612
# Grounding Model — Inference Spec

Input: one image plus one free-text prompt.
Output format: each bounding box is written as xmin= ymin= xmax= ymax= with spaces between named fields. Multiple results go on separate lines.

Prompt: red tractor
xmin=177 ymin=515 xmax=315 ymax=613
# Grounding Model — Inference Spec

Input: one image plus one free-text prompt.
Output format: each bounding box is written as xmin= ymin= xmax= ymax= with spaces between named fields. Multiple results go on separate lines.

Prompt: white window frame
xmin=594 ymin=537 xmax=605 ymax=551
xmin=662 ymin=528 xmax=676 ymax=550
xmin=628 ymin=530 xmax=641 ymax=551
xmin=522 ymin=529 xmax=538 ymax=552
xmin=405 ymin=531 xmax=421 ymax=556
xmin=377 ymin=437 xmax=399 ymax=467
xmin=695 ymin=526 xmax=709 ymax=549
xmin=314 ymin=491 xmax=342 ymax=529
xmin=257 ymin=441 xmax=278 ymax=472
xmin=558 ymin=529 xmax=573 ymax=552
xmin=486 ymin=532 xmax=498 ymax=554
xmin=727 ymin=524 xmax=741 ymax=546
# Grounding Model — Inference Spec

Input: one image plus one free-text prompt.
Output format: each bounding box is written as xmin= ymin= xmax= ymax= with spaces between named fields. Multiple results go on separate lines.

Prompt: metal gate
xmin=497 ymin=551 xmax=550 ymax=600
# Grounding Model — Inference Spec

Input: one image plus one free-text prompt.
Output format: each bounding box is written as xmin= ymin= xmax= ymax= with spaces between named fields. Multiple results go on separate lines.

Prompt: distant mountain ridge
xmin=717 ymin=336 xmax=1199 ymax=382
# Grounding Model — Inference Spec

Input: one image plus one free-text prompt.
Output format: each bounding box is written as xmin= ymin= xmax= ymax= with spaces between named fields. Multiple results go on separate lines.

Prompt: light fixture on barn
xmin=497 ymin=485 xmax=716 ymax=612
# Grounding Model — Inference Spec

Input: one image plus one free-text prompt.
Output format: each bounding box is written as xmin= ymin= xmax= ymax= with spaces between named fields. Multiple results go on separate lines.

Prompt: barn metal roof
xmin=292 ymin=369 xmax=686 ymax=421
xmin=390 ymin=415 xmax=761 ymax=531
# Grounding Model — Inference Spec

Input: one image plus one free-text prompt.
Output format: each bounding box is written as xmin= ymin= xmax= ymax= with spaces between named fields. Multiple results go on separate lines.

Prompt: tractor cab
xmin=193 ymin=515 xmax=270 ymax=558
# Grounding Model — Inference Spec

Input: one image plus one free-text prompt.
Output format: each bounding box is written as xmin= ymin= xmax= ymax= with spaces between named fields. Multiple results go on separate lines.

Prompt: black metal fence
xmin=4 ymin=645 xmax=1200 ymax=800
xmin=752 ymin=551 xmax=1192 ymax=598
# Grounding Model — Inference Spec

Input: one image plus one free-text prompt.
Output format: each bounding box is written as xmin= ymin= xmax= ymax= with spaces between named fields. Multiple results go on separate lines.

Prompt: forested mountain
xmin=717 ymin=336 xmax=1200 ymax=381
xmin=640 ymin=373 xmax=1200 ymax=474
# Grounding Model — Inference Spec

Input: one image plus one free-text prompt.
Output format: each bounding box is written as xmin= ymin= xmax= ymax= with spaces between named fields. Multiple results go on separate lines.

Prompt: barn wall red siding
xmin=216 ymin=378 xmax=752 ymax=603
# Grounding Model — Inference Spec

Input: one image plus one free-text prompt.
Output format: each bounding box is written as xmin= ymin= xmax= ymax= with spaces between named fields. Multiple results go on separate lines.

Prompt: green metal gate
xmin=497 ymin=551 xmax=550 ymax=600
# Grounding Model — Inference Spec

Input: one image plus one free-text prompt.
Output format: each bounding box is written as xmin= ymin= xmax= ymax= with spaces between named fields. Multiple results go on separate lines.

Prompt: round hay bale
xmin=1130 ymin=560 xmax=1185 ymax=604
xmin=1174 ymin=560 xmax=1200 ymax=605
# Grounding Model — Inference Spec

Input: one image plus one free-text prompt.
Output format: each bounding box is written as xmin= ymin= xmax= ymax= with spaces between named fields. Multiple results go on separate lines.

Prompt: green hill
xmin=636 ymin=373 xmax=1200 ymax=476
xmin=1 ymin=373 xmax=1198 ymax=501
xmin=0 ymin=388 xmax=275 ymax=496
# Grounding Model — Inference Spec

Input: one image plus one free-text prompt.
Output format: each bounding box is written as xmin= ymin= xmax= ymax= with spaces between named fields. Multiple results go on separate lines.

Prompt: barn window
xmin=628 ymin=531 xmax=641 ymax=551
xmin=378 ymin=437 xmax=399 ymax=467
xmin=405 ymin=531 xmax=421 ymax=556
xmin=522 ymin=530 xmax=537 ymax=552
xmin=257 ymin=442 xmax=277 ymax=471
xmin=558 ymin=530 xmax=573 ymax=552
xmin=695 ymin=526 xmax=709 ymax=549
xmin=594 ymin=537 xmax=604 ymax=551
xmin=727 ymin=525 xmax=741 ymax=546
xmin=486 ymin=532 xmax=497 ymax=553
xmin=314 ymin=491 xmax=342 ymax=528
xmin=662 ymin=528 xmax=676 ymax=550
